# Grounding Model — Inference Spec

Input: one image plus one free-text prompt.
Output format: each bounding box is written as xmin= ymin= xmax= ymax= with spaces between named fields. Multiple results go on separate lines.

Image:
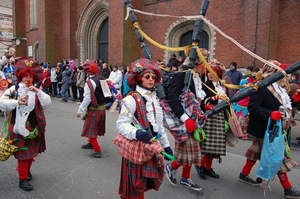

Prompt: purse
xmin=256 ymin=118 xmax=284 ymax=181
xmin=226 ymin=110 xmax=243 ymax=138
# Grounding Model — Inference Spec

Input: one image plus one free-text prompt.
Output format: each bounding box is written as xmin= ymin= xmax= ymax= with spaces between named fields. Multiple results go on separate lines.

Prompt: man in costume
xmin=0 ymin=58 xmax=51 ymax=191
xmin=164 ymin=50 xmax=209 ymax=191
xmin=238 ymin=60 xmax=300 ymax=199
xmin=76 ymin=61 xmax=106 ymax=158
xmin=115 ymin=58 xmax=173 ymax=199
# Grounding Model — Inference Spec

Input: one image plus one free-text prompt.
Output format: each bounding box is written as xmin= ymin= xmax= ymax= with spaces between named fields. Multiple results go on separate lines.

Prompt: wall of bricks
xmin=13 ymin=0 xmax=300 ymax=68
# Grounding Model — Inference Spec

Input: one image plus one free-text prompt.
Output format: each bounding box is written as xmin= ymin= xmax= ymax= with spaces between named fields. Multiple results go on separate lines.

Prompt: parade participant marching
xmin=0 ymin=58 xmax=51 ymax=191
xmin=238 ymin=60 xmax=300 ymax=199
xmin=194 ymin=59 xmax=227 ymax=180
xmin=76 ymin=61 xmax=106 ymax=158
xmin=163 ymin=50 xmax=209 ymax=191
xmin=115 ymin=58 xmax=173 ymax=199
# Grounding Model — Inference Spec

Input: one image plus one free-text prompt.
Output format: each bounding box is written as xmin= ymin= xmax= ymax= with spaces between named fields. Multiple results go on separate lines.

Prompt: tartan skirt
xmin=119 ymin=156 xmax=164 ymax=199
xmin=174 ymin=137 xmax=202 ymax=165
xmin=245 ymin=138 xmax=298 ymax=172
xmin=9 ymin=124 xmax=46 ymax=161
xmin=81 ymin=109 xmax=106 ymax=138
xmin=201 ymin=112 xmax=226 ymax=157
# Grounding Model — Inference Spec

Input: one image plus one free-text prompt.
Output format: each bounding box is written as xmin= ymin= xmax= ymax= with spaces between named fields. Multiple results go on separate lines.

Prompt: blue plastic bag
xmin=256 ymin=118 xmax=284 ymax=181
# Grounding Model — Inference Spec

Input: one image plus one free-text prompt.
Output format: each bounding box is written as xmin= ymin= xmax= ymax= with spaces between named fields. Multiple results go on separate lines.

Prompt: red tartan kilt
xmin=112 ymin=134 xmax=163 ymax=165
xmin=9 ymin=124 xmax=46 ymax=160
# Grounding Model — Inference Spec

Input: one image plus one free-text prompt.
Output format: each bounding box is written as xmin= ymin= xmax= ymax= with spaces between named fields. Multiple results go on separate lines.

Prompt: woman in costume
xmin=194 ymin=59 xmax=227 ymax=180
xmin=0 ymin=58 xmax=51 ymax=191
xmin=238 ymin=60 xmax=300 ymax=198
xmin=115 ymin=58 xmax=173 ymax=199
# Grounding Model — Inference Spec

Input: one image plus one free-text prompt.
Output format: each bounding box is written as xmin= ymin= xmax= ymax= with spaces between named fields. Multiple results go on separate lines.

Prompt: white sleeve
xmin=116 ymin=95 xmax=139 ymax=140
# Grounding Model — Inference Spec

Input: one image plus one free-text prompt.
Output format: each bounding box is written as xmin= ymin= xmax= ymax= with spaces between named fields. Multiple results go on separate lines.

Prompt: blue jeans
xmin=60 ymin=88 xmax=68 ymax=101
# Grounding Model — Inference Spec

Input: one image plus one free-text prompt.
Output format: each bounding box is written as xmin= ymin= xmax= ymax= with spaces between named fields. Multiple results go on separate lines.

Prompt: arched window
xmin=98 ymin=19 xmax=108 ymax=62
xmin=179 ymin=30 xmax=209 ymax=58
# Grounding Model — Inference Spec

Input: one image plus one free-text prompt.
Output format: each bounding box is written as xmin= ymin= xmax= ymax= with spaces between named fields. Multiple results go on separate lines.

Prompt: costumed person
xmin=232 ymin=78 xmax=251 ymax=140
xmin=115 ymin=58 xmax=173 ymax=199
xmin=238 ymin=60 xmax=300 ymax=199
xmin=194 ymin=59 xmax=227 ymax=180
xmin=0 ymin=58 xmax=51 ymax=191
xmin=164 ymin=50 xmax=209 ymax=191
xmin=76 ymin=61 xmax=106 ymax=158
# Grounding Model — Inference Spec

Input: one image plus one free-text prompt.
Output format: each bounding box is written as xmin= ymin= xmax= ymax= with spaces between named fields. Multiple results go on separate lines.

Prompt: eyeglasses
xmin=143 ymin=74 xmax=157 ymax=80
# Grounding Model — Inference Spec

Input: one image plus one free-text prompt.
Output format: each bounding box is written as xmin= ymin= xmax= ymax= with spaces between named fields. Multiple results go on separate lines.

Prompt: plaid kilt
xmin=175 ymin=137 xmax=201 ymax=165
xmin=119 ymin=156 xmax=164 ymax=199
xmin=161 ymin=90 xmax=205 ymax=143
xmin=9 ymin=124 xmax=46 ymax=161
xmin=81 ymin=109 xmax=105 ymax=138
xmin=201 ymin=111 xmax=226 ymax=157
xmin=245 ymin=138 xmax=298 ymax=172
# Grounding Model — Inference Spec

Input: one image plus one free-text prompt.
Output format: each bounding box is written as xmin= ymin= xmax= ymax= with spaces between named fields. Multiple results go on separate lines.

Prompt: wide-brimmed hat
xmin=127 ymin=58 xmax=162 ymax=89
xmin=14 ymin=57 xmax=42 ymax=84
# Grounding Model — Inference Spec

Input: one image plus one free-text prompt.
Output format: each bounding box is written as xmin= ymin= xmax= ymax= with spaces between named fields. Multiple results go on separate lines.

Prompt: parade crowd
xmin=0 ymin=49 xmax=300 ymax=199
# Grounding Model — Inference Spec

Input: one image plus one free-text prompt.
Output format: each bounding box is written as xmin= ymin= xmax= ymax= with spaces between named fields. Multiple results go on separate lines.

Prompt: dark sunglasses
xmin=143 ymin=74 xmax=157 ymax=80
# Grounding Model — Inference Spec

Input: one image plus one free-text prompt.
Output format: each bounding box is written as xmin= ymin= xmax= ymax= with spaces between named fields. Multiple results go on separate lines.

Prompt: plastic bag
xmin=256 ymin=118 xmax=284 ymax=181
xmin=13 ymin=105 xmax=30 ymax=136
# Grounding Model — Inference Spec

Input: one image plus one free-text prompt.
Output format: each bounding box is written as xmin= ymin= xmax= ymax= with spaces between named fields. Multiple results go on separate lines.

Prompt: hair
xmin=16 ymin=67 xmax=38 ymax=84
xmin=246 ymin=66 xmax=254 ymax=71
xmin=230 ymin=62 xmax=237 ymax=68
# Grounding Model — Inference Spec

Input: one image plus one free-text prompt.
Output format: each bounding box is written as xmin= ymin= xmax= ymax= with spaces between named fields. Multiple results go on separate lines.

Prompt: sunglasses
xmin=143 ymin=74 xmax=157 ymax=80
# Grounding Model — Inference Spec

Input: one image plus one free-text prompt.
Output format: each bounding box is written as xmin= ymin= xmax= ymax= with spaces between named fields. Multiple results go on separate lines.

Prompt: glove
xmin=204 ymin=104 xmax=214 ymax=111
xmin=163 ymin=146 xmax=173 ymax=161
xmin=185 ymin=118 xmax=196 ymax=133
xmin=136 ymin=127 xmax=152 ymax=144
xmin=270 ymin=111 xmax=282 ymax=121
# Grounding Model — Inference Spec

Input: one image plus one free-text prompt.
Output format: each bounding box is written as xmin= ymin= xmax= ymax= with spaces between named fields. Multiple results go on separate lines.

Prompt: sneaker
xmin=284 ymin=186 xmax=300 ymax=199
xmin=179 ymin=177 xmax=202 ymax=191
xmin=88 ymin=151 xmax=102 ymax=158
xmin=81 ymin=143 xmax=93 ymax=149
xmin=76 ymin=102 xmax=81 ymax=105
xmin=165 ymin=163 xmax=177 ymax=186
xmin=238 ymin=173 xmax=260 ymax=187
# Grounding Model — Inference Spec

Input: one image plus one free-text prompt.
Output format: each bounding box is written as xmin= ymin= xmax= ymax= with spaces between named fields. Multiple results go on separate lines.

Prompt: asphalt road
xmin=0 ymin=97 xmax=299 ymax=199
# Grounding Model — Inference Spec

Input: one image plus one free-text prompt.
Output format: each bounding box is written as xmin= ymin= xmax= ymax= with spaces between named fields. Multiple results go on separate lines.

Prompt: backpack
xmin=158 ymin=70 xmax=175 ymax=100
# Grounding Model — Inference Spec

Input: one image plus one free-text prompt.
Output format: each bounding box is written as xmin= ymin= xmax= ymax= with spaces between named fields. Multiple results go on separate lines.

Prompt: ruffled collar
xmin=17 ymin=82 xmax=35 ymax=113
xmin=136 ymin=86 xmax=164 ymax=133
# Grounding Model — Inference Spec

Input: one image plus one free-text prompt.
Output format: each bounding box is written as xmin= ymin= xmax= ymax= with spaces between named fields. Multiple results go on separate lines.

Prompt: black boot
xmin=19 ymin=180 xmax=33 ymax=191
xmin=27 ymin=170 xmax=32 ymax=181
xmin=194 ymin=165 xmax=206 ymax=179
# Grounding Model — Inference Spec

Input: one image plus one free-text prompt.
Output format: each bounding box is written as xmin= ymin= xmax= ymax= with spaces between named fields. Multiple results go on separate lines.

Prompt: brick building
xmin=12 ymin=0 xmax=300 ymax=68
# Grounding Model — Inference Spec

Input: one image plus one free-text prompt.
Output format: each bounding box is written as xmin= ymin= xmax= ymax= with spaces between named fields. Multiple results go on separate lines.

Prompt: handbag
xmin=112 ymin=134 xmax=163 ymax=165
xmin=0 ymin=117 xmax=18 ymax=161
xmin=226 ymin=110 xmax=243 ymax=138
xmin=256 ymin=118 xmax=284 ymax=181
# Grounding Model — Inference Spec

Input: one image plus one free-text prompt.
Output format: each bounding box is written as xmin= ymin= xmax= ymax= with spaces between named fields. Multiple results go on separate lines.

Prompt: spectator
xmin=225 ymin=61 xmax=243 ymax=87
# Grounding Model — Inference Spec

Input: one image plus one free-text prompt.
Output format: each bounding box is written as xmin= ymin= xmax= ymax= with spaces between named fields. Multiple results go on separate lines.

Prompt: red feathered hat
xmin=14 ymin=57 xmax=42 ymax=84
xmin=127 ymin=58 xmax=162 ymax=89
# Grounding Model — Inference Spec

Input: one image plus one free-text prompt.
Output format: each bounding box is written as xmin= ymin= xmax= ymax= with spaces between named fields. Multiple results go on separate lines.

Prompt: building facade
xmin=12 ymin=0 xmax=300 ymax=68
xmin=0 ymin=0 xmax=13 ymax=55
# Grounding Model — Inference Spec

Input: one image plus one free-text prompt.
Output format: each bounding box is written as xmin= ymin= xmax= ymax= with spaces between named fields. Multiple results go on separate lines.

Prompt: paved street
xmin=0 ymin=97 xmax=299 ymax=199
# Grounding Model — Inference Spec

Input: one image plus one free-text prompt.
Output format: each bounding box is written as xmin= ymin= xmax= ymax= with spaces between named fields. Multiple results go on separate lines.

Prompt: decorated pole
xmin=182 ymin=0 xmax=210 ymax=91
xmin=124 ymin=0 xmax=152 ymax=59
xmin=205 ymin=60 xmax=300 ymax=118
